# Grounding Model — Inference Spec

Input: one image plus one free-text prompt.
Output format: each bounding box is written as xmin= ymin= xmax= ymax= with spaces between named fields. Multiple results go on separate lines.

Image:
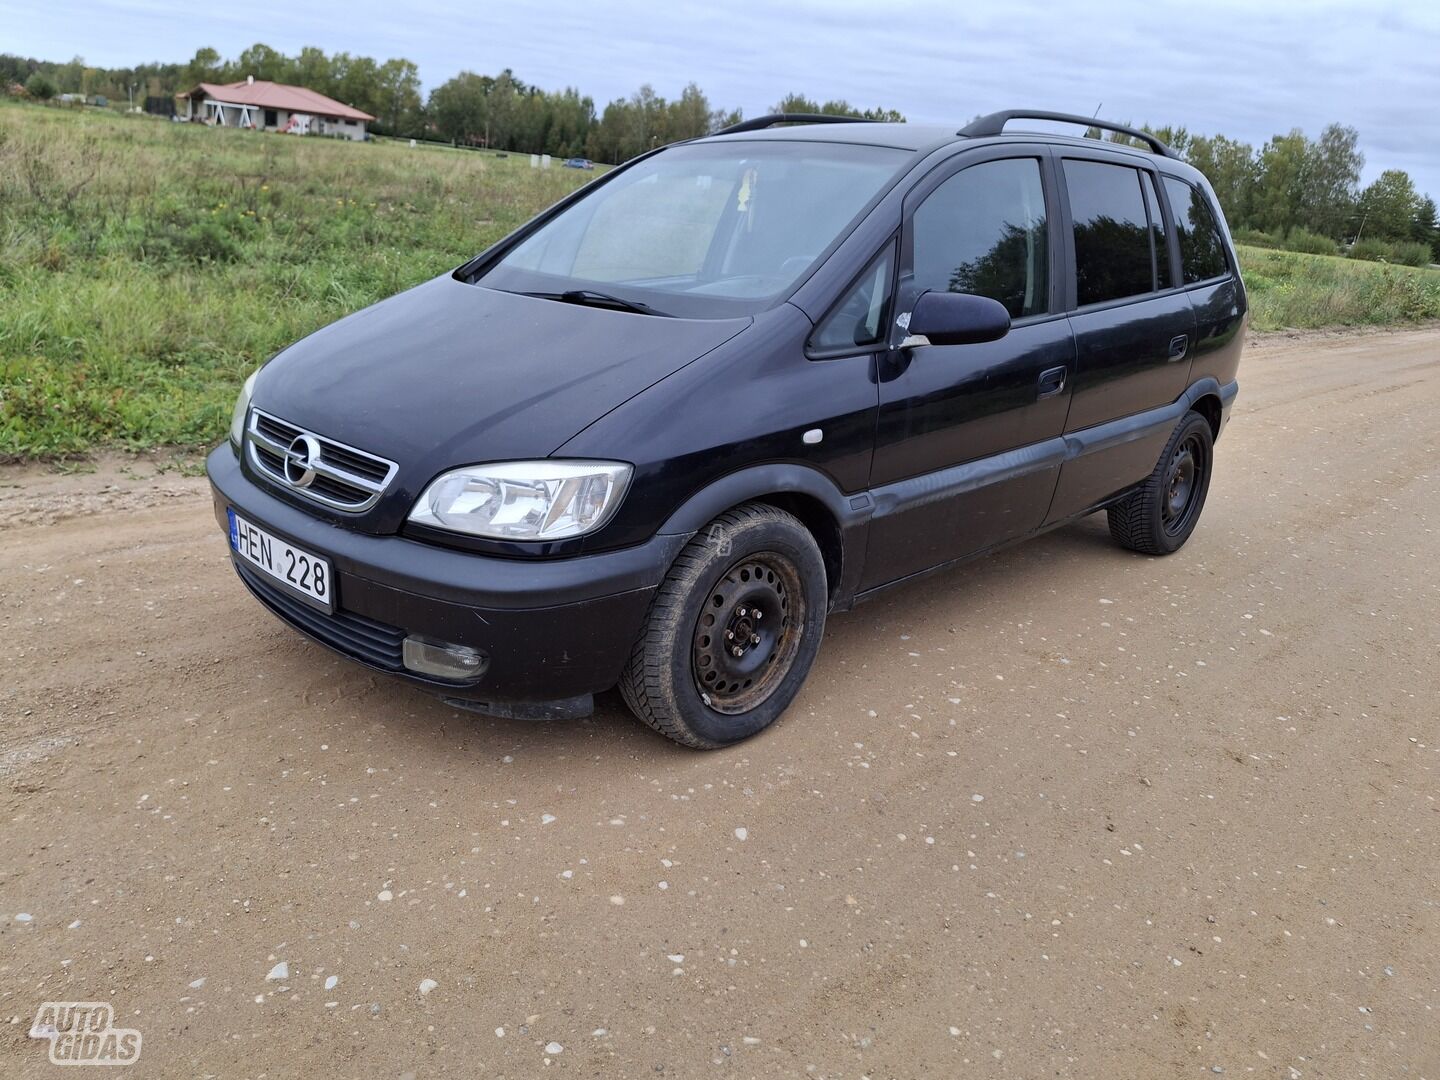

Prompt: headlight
xmin=409 ymin=461 xmax=632 ymax=541
xmin=230 ymin=369 xmax=259 ymax=447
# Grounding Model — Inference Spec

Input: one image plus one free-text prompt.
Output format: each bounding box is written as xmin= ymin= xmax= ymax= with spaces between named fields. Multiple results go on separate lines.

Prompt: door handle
xmin=1037 ymin=366 xmax=1067 ymax=399
xmin=1168 ymin=334 xmax=1189 ymax=361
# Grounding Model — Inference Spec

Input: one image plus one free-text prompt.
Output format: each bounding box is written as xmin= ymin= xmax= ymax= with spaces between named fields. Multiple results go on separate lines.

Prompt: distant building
xmin=176 ymin=76 xmax=374 ymax=141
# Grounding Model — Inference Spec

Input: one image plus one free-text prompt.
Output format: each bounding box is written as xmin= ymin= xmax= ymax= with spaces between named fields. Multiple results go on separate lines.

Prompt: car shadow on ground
xmin=256 ymin=511 xmax=1150 ymax=760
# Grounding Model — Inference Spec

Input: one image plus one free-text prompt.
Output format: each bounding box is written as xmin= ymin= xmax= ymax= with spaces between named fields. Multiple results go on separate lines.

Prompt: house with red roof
xmin=176 ymin=76 xmax=375 ymax=141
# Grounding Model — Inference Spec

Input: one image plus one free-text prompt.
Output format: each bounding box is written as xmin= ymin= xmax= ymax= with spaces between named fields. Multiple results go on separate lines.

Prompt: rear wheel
xmin=619 ymin=503 xmax=827 ymax=749
xmin=1107 ymin=411 xmax=1214 ymax=555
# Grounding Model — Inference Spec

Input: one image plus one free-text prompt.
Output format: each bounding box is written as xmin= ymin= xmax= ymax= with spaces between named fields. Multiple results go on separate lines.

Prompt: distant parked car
xmin=563 ymin=157 xmax=594 ymax=170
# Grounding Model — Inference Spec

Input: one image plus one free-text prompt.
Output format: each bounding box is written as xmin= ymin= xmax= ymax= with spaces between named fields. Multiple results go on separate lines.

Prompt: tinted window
xmin=1163 ymin=177 xmax=1229 ymax=283
xmin=1064 ymin=160 xmax=1154 ymax=306
xmin=1141 ymin=172 xmax=1171 ymax=289
xmin=810 ymin=245 xmax=894 ymax=353
xmin=912 ymin=158 xmax=1048 ymax=319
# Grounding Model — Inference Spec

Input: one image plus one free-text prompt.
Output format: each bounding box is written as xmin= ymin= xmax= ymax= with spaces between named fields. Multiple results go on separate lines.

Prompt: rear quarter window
xmin=1162 ymin=177 xmax=1230 ymax=283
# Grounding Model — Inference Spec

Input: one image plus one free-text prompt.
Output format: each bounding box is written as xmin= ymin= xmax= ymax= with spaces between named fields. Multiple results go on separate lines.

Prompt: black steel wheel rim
xmin=1162 ymin=433 xmax=1207 ymax=535
xmin=692 ymin=552 xmax=805 ymax=714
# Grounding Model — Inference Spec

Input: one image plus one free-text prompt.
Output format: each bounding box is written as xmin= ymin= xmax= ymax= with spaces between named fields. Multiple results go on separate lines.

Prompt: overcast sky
xmin=6 ymin=0 xmax=1439 ymax=196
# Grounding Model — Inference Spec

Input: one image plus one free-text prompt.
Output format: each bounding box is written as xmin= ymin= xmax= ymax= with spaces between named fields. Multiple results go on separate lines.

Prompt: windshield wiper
xmin=522 ymin=289 xmax=670 ymax=317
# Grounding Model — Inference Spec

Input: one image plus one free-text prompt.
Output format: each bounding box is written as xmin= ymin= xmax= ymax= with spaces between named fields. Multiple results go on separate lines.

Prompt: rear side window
xmin=1064 ymin=160 xmax=1154 ymax=306
xmin=1163 ymin=177 xmax=1230 ymax=283
xmin=911 ymin=158 xmax=1049 ymax=319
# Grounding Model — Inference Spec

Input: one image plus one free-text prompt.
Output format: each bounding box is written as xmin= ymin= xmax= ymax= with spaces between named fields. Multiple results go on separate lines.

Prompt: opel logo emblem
xmin=283 ymin=434 xmax=322 ymax=488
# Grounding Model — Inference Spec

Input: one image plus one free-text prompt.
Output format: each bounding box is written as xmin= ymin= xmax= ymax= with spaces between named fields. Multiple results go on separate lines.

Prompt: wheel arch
xmin=1181 ymin=376 xmax=1233 ymax=442
xmin=657 ymin=464 xmax=871 ymax=609
xmin=1190 ymin=392 xmax=1222 ymax=440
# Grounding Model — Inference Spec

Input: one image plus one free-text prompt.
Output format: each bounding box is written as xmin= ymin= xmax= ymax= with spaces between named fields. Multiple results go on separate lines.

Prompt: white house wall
xmin=191 ymin=97 xmax=368 ymax=140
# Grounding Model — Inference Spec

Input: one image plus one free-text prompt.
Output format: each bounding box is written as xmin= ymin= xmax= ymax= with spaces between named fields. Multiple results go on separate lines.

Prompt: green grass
xmin=2 ymin=101 xmax=1438 ymax=459
xmin=0 ymin=101 xmax=596 ymax=458
xmin=1236 ymin=244 xmax=1440 ymax=331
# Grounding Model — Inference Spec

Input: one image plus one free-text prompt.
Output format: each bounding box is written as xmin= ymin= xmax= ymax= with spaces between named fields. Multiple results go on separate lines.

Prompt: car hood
xmin=251 ymin=274 xmax=750 ymax=530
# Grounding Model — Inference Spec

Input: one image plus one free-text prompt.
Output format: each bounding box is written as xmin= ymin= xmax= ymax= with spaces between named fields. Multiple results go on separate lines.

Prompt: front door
xmin=862 ymin=151 xmax=1075 ymax=591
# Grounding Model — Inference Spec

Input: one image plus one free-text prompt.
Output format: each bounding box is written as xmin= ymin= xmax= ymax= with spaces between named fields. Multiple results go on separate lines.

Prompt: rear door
xmin=861 ymin=148 xmax=1075 ymax=590
xmin=1044 ymin=152 xmax=1198 ymax=522
xmin=1160 ymin=174 xmax=1246 ymax=392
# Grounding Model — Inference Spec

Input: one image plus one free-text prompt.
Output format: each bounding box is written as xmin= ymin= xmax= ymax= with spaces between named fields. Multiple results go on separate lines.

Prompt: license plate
xmin=228 ymin=509 xmax=334 ymax=613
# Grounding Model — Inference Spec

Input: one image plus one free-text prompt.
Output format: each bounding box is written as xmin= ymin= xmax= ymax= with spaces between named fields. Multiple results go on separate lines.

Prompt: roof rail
xmin=713 ymin=113 xmax=879 ymax=136
xmin=958 ymin=110 xmax=1177 ymax=158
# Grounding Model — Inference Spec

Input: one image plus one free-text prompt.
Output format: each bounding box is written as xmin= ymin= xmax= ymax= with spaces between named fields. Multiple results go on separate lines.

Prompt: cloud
xmin=8 ymin=0 xmax=1439 ymax=192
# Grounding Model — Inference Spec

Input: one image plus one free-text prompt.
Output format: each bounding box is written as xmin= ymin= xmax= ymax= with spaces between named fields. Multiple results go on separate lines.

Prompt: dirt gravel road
xmin=2 ymin=328 xmax=1438 ymax=1079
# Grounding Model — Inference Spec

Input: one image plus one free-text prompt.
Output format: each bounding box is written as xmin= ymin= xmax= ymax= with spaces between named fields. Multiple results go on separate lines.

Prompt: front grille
xmin=235 ymin=561 xmax=406 ymax=671
xmin=247 ymin=408 xmax=397 ymax=512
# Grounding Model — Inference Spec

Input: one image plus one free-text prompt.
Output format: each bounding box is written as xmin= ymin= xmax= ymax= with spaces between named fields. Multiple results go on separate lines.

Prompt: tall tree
xmin=1358 ymin=169 xmax=1420 ymax=241
xmin=1254 ymin=130 xmax=1310 ymax=235
xmin=710 ymin=106 xmax=743 ymax=131
xmin=375 ymin=58 xmax=423 ymax=135
xmin=427 ymin=71 xmax=490 ymax=144
xmin=1412 ymin=194 xmax=1438 ymax=257
xmin=233 ymin=43 xmax=287 ymax=82
xmin=769 ymin=94 xmax=903 ymax=121
xmin=1186 ymin=134 xmax=1259 ymax=229
xmin=1147 ymin=125 xmax=1193 ymax=159
xmin=771 ymin=92 xmax=821 ymax=114
xmin=335 ymin=54 xmax=379 ymax=115
xmin=181 ymin=47 xmax=222 ymax=88
xmin=291 ymin=46 xmax=334 ymax=94
xmin=668 ymin=83 xmax=712 ymax=140
xmin=486 ymin=70 xmax=521 ymax=148
xmin=1301 ymin=123 xmax=1363 ymax=238
xmin=53 ymin=55 xmax=86 ymax=93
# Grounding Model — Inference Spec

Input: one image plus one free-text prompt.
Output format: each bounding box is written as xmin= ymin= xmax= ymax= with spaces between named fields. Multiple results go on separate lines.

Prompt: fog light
xmin=402 ymin=636 xmax=488 ymax=681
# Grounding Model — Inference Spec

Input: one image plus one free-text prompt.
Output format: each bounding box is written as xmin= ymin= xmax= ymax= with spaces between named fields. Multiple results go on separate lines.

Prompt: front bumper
xmin=207 ymin=445 xmax=683 ymax=707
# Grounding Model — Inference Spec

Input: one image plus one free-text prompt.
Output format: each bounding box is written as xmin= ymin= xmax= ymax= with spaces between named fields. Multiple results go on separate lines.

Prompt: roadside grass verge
xmin=1237 ymin=244 xmax=1440 ymax=331
xmin=3 ymin=101 xmax=1439 ymax=459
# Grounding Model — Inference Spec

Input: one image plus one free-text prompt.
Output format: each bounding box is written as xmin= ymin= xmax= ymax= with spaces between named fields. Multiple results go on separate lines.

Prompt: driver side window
xmin=808 ymin=244 xmax=895 ymax=355
xmin=911 ymin=158 xmax=1049 ymax=319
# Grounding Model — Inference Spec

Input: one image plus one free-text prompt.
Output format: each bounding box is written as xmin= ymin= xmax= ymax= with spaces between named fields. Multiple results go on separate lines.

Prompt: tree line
xmin=1139 ymin=122 xmax=1436 ymax=260
xmin=0 ymin=46 xmax=903 ymax=162
xmin=2 ymin=45 xmax=1433 ymax=261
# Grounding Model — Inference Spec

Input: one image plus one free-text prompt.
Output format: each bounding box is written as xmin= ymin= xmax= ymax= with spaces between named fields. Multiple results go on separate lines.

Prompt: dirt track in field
xmin=2 ymin=327 xmax=1438 ymax=1079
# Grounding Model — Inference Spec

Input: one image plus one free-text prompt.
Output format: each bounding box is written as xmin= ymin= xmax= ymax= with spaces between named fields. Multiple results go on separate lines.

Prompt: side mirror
xmin=902 ymin=290 xmax=1011 ymax=348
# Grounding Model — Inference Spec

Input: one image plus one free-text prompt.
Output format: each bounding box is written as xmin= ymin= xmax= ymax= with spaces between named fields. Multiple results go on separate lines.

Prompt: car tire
xmin=1107 ymin=410 xmax=1215 ymax=555
xmin=619 ymin=503 xmax=827 ymax=749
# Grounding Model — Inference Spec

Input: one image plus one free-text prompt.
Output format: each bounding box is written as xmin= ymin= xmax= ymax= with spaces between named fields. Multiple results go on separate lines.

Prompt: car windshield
xmin=476 ymin=140 xmax=910 ymax=318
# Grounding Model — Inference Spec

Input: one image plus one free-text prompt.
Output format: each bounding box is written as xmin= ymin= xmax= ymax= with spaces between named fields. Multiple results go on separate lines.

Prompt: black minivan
xmin=208 ymin=110 xmax=1245 ymax=748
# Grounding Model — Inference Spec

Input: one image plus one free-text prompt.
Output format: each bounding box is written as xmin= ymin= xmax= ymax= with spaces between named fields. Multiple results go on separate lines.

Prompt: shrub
xmin=24 ymin=73 xmax=56 ymax=101
xmin=1350 ymin=237 xmax=1395 ymax=263
xmin=173 ymin=218 xmax=242 ymax=263
xmin=1387 ymin=241 xmax=1433 ymax=267
xmin=1349 ymin=238 xmax=1432 ymax=266
xmin=1283 ymin=228 xmax=1336 ymax=256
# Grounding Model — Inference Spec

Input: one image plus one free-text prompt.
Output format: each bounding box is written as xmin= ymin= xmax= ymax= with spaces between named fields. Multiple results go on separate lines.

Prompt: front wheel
xmin=1107 ymin=410 xmax=1215 ymax=555
xmin=619 ymin=503 xmax=827 ymax=749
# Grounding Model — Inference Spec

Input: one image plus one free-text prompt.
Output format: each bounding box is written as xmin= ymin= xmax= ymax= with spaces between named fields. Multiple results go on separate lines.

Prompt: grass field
xmin=2 ymin=101 xmax=1438 ymax=459
xmin=1238 ymin=244 xmax=1440 ymax=332
xmin=0 ymin=102 xmax=595 ymax=458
